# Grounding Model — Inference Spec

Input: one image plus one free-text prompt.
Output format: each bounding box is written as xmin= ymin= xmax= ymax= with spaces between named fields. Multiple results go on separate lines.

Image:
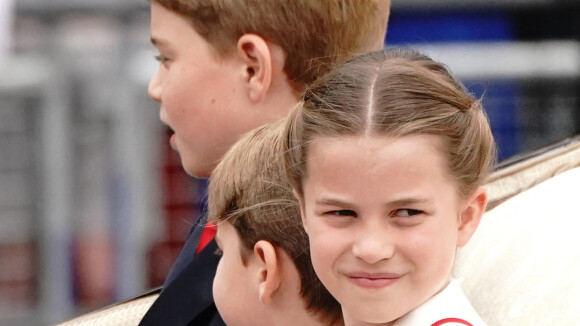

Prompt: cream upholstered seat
xmin=55 ymin=291 xmax=158 ymax=326
xmin=56 ymin=136 xmax=580 ymax=326
xmin=455 ymin=135 xmax=580 ymax=326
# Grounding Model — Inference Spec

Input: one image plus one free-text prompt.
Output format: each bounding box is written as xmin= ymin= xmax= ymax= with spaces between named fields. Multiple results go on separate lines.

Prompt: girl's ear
xmin=253 ymin=240 xmax=282 ymax=304
xmin=237 ymin=34 xmax=273 ymax=103
xmin=457 ymin=186 xmax=487 ymax=247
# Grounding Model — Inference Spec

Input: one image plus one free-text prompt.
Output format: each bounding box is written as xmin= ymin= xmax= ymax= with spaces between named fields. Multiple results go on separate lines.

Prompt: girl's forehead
xmin=306 ymin=135 xmax=443 ymax=172
xmin=303 ymin=134 xmax=460 ymax=190
xmin=308 ymin=134 xmax=444 ymax=154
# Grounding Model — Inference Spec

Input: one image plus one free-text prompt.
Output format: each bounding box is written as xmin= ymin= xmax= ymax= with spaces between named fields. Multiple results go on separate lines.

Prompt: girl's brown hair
xmin=208 ymin=118 xmax=341 ymax=324
xmin=285 ymin=48 xmax=497 ymax=199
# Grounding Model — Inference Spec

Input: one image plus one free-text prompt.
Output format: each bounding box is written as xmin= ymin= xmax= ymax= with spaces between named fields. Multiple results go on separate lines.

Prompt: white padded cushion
xmin=454 ymin=167 xmax=580 ymax=326
xmin=56 ymin=293 xmax=157 ymax=326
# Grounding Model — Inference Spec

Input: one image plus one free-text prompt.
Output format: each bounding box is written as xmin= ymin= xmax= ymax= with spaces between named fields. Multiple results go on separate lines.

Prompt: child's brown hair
xmin=284 ymin=48 xmax=497 ymax=199
xmin=208 ymin=118 xmax=341 ymax=324
xmin=151 ymin=0 xmax=389 ymax=90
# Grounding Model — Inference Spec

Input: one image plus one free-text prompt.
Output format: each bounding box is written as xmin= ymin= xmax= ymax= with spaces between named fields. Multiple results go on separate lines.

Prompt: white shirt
xmin=394 ymin=280 xmax=487 ymax=326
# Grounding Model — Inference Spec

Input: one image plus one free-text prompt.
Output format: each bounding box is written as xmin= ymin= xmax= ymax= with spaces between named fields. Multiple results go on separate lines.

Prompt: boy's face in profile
xmin=148 ymin=3 xmax=271 ymax=178
xmin=213 ymin=222 xmax=263 ymax=326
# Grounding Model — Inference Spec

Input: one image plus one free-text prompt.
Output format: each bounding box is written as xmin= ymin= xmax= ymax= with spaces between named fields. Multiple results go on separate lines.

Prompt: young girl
xmin=283 ymin=48 xmax=495 ymax=326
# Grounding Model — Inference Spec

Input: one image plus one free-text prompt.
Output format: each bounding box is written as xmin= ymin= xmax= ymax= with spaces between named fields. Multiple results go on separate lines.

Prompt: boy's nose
xmin=352 ymin=223 xmax=395 ymax=264
xmin=148 ymin=71 xmax=162 ymax=103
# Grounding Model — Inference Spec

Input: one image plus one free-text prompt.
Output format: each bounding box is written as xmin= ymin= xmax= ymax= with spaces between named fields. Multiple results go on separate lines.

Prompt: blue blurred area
xmin=386 ymin=11 xmax=519 ymax=160
xmin=466 ymin=81 xmax=520 ymax=160
xmin=387 ymin=11 xmax=514 ymax=44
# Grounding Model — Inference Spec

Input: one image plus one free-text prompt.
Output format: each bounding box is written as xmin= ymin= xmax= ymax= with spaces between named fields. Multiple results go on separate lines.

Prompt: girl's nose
xmin=352 ymin=222 xmax=395 ymax=264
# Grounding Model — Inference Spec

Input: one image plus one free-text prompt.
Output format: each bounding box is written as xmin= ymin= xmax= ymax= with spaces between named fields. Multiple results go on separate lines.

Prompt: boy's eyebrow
xmin=150 ymin=36 xmax=167 ymax=46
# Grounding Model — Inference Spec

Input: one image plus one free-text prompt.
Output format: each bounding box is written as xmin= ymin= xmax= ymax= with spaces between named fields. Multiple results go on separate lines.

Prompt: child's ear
xmin=253 ymin=240 xmax=282 ymax=305
xmin=237 ymin=34 xmax=274 ymax=103
xmin=457 ymin=186 xmax=487 ymax=247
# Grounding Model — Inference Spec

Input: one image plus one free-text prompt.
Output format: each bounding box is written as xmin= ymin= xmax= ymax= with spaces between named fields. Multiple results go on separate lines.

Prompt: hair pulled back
xmin=285 ymin=48 xmax=496 ymax=198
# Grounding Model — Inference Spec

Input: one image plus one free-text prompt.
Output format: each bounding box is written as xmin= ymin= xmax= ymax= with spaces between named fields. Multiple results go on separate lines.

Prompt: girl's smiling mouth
xmin=346 ymin=272 xmax=402 ymax=289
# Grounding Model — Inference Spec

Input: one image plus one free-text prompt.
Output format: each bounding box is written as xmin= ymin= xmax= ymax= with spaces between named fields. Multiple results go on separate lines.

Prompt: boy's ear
xmin=253 ymin=240 xmax=282 ymax=305
xmin=237 ymin=34 xmax=273 ymax=103
xmin=457 ymin=186 xmax=487 ymax=247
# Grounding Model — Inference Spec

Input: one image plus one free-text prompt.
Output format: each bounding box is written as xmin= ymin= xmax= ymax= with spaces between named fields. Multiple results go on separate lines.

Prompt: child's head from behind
xmin=208 ymin=119 xmax=341 ymax=326
xmin=284 ymin=48 xmax=496 ymax=325
xmin=148 ymin=0 xmax=390 ymax=178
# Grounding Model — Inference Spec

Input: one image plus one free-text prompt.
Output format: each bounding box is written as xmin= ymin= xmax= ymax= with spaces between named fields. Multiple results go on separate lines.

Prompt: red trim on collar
xmin=431 ymin=318 xmax=474 ymax=326
xmin=196 ymin=222 xmax=217 ymax=254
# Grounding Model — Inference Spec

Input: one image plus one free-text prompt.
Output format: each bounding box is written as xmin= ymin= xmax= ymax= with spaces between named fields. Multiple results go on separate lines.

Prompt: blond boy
xmin=208 ymin=118 xmax=341 ymax=326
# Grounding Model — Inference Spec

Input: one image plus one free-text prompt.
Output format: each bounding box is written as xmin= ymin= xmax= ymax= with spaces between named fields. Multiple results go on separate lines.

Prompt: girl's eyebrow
xmin=315 ymin=197 xmax=353 ymax=207
xmin=315 ymin=196 xmax=432 ymax=207
xmin=387 ymin=198 xmax=432 ymax=206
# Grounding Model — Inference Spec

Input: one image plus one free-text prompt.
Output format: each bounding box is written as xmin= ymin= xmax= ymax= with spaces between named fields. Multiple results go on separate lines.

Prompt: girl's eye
xmin=327 ymin=210 xmax=357 ymax=217
xmin=394 ymin=209 xmax=423 ymax=217
xmin=214 ymin=247 xmax=223 ymax=257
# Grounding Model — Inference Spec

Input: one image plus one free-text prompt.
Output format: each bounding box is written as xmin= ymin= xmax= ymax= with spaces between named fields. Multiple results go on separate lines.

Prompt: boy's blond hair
xmin=151 ymin=0 xmax=389 ymax=90
xmin=208 ymin=118 xmax=341 ymax=324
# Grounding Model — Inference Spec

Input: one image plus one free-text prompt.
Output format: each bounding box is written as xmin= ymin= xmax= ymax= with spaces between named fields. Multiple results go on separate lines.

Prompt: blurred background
xmin=0 ymin=0 xmax=579 ymax=325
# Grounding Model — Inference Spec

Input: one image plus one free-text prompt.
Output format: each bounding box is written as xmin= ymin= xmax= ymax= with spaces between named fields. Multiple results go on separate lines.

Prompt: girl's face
xmin=299 ymin=134 xmax=482 ymax=325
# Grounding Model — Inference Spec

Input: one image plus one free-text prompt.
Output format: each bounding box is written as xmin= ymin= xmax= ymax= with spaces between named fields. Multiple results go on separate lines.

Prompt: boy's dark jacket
xmin=139 ymin=213 xmax=226 ymax=326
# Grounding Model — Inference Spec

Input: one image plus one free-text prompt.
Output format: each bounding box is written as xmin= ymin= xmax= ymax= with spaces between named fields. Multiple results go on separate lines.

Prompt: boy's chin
xmin=184 ymin=167 xmax=211 ymax=179
xmin=182 ymin=159 xmax=214 ymax=179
